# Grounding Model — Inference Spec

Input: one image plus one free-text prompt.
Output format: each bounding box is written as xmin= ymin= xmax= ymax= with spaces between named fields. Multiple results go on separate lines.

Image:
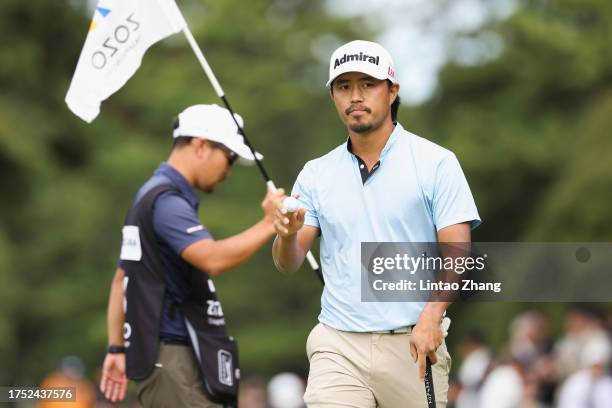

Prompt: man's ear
xmin=390 ymin=83 xmax=400 ymax=104
xmin=193 ymin=138 xmax=208 ymax=157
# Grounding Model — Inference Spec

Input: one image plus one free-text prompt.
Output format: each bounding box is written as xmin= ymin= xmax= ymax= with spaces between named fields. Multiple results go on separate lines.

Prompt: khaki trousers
xmin=304 ymin=323 xmax=451 ymax=408
xmin=136 ymin=343 xmax=223 ymax=408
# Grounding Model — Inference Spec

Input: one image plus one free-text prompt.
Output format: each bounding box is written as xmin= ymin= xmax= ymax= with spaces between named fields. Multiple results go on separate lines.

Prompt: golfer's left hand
xmin=410 ymin=312 xmax=442 ymax=382
xmin=273 ymin=193 xmax=306 ymax=237
xmin=100 ymin=352 xmax=128 ymax=402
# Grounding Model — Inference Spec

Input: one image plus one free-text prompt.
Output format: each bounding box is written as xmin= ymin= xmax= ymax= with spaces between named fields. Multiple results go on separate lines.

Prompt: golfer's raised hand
xmin=100 ymin=352 xmax=127 ymax=402
xmin=410 ymin=313 xmax=442 ymax=382
xmin=274 ymin=193 xmax=306 ymax=237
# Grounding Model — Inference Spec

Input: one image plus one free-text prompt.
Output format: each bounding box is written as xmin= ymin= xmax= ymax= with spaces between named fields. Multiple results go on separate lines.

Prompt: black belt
xmin=371 ymin=325 xmax=414 ymax=334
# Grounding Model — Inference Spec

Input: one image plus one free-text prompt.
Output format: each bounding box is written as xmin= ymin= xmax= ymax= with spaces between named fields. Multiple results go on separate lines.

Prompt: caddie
xmin=100 ymin=104 xmax=282 ymax=408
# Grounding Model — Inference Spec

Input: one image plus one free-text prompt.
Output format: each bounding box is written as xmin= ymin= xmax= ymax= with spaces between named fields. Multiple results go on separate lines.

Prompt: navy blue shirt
xmin=120 ymin=163 xmax=212 ymax=341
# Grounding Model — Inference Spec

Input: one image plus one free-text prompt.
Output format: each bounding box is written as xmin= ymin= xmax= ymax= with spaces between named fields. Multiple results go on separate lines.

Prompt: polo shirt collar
xmin=380 ymin=122 xmax=402 ymax=159
xmin=154 ymin=162 xmax=199 ymax=208
xmin=345 ymin=122 xmax=402 ymax=160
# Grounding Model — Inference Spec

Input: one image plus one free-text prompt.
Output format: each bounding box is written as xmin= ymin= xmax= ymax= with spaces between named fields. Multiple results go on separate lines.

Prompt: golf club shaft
xmin=182 ymin=26 xmax=322 ymax=275
xmin=424 ymin=357 xmax=436 ymax=408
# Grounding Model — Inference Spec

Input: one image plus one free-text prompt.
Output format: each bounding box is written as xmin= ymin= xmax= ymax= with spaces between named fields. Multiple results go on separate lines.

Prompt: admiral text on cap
xmin=326 ymin=40 xmax=397 ymax=88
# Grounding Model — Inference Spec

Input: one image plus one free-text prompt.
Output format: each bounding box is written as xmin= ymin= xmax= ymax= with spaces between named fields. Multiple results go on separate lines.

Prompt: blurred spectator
xmin=455 ymin=329 xmax=491 ymax=408
xmin=554 ymin=305 xmax=609 ymax=380
xmin=39 ymin=356 xmax=96 ymax=408
xmin=451 ymin=308 xmax=612 ymax=408
xmin=267 ymin=372 xmax=305 ymax=408
xmin=479 ymin=359 xmax=524 ymax=408
xmin=530 ymin=348 xmax=558 ymax=407
xmin=557 ymin=336 xmax=612 ymax=408
xmin=479 ymin=310 xmax=552 ymax=408
xmin=509 ymin=310 xmax=550 ymax=366
xmin=239 ymin=377 xmax=268 ymax=408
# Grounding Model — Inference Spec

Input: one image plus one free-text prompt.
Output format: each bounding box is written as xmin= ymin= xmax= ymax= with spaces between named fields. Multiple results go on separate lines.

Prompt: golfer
xmin=100 ymin=104 xmax=281 ymax=408
xmin=272 ymin=40 xmax=481 ymax=407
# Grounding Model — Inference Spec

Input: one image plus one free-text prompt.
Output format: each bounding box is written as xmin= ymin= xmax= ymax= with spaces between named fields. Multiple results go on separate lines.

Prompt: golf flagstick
xmin=180 ymin=24 xmax=322 ymax=278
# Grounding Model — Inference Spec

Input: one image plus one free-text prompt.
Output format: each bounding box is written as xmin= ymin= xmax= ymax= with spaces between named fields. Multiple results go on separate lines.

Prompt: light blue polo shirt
xmin=292 ymin=123 xmax=481 ymax=332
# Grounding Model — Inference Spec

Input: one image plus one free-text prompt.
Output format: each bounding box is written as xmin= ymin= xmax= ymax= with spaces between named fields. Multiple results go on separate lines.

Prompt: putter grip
xmin=425 ymin=357 xmax=436 ymax=408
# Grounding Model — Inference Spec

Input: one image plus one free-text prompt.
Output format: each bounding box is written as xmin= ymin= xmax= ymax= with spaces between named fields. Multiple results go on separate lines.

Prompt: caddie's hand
xmin=410 ymin=312 xmax=443 ymax=382
xmin=100 ymin=352 xmax=128 ymax=402
xmin=274 ymin=193 xmax=306 ymax=237
xmin=262 ymin=188 xmax=285 ymax=227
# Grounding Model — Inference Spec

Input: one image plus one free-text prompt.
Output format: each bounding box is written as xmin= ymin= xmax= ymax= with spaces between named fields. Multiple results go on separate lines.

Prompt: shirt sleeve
xmin=291 ymin=162 xmax=320 ymax=228
xmin=432 ymin=153 xmax=481 ymax=231
xmin=152 ymin=192 xmax=213 ymax=255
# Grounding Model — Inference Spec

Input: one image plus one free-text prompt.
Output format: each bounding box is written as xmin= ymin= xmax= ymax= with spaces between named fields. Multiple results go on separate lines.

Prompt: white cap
xmin=173 ymin=104 xmax=263 ymax=162
xmin=581 ymin=336 xmax=611 ymax=367
xmin=326 ymin=40 xmax=397 ymax=88
xmin=267 ymin=372 xmax=305 ymax=408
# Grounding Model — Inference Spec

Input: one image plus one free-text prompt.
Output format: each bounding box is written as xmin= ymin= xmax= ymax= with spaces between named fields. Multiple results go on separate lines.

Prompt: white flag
xmin=65 ymin=0 xmax=186 ymax=122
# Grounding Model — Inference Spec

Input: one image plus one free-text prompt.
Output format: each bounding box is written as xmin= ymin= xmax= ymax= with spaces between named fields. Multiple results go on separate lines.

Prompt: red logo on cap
xmin=388 ymin=66 xmax=395 ymax=78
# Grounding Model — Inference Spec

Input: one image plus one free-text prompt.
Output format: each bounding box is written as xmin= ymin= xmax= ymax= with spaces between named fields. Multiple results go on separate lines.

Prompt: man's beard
xmin=345 ymin=105 xmax=374 ymax=133
xmin=349 ymin=123 xmax=373 ymax=133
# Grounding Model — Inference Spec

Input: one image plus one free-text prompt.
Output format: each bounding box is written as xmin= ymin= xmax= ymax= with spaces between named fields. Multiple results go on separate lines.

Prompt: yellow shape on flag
xmin=89 ymin=21 xmax=97 ymax=31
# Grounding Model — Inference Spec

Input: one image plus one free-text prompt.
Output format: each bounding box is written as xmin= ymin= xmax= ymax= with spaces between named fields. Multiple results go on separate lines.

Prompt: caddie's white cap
xmin=173 ymin=104 xmax=263 ymax=162
xmin=326 ymin=40 xmax=397 ymax=88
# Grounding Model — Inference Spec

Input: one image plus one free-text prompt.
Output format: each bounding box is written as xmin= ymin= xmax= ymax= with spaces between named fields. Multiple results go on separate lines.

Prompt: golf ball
xmin=283 ymin=196 xmax=300 ymax=212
